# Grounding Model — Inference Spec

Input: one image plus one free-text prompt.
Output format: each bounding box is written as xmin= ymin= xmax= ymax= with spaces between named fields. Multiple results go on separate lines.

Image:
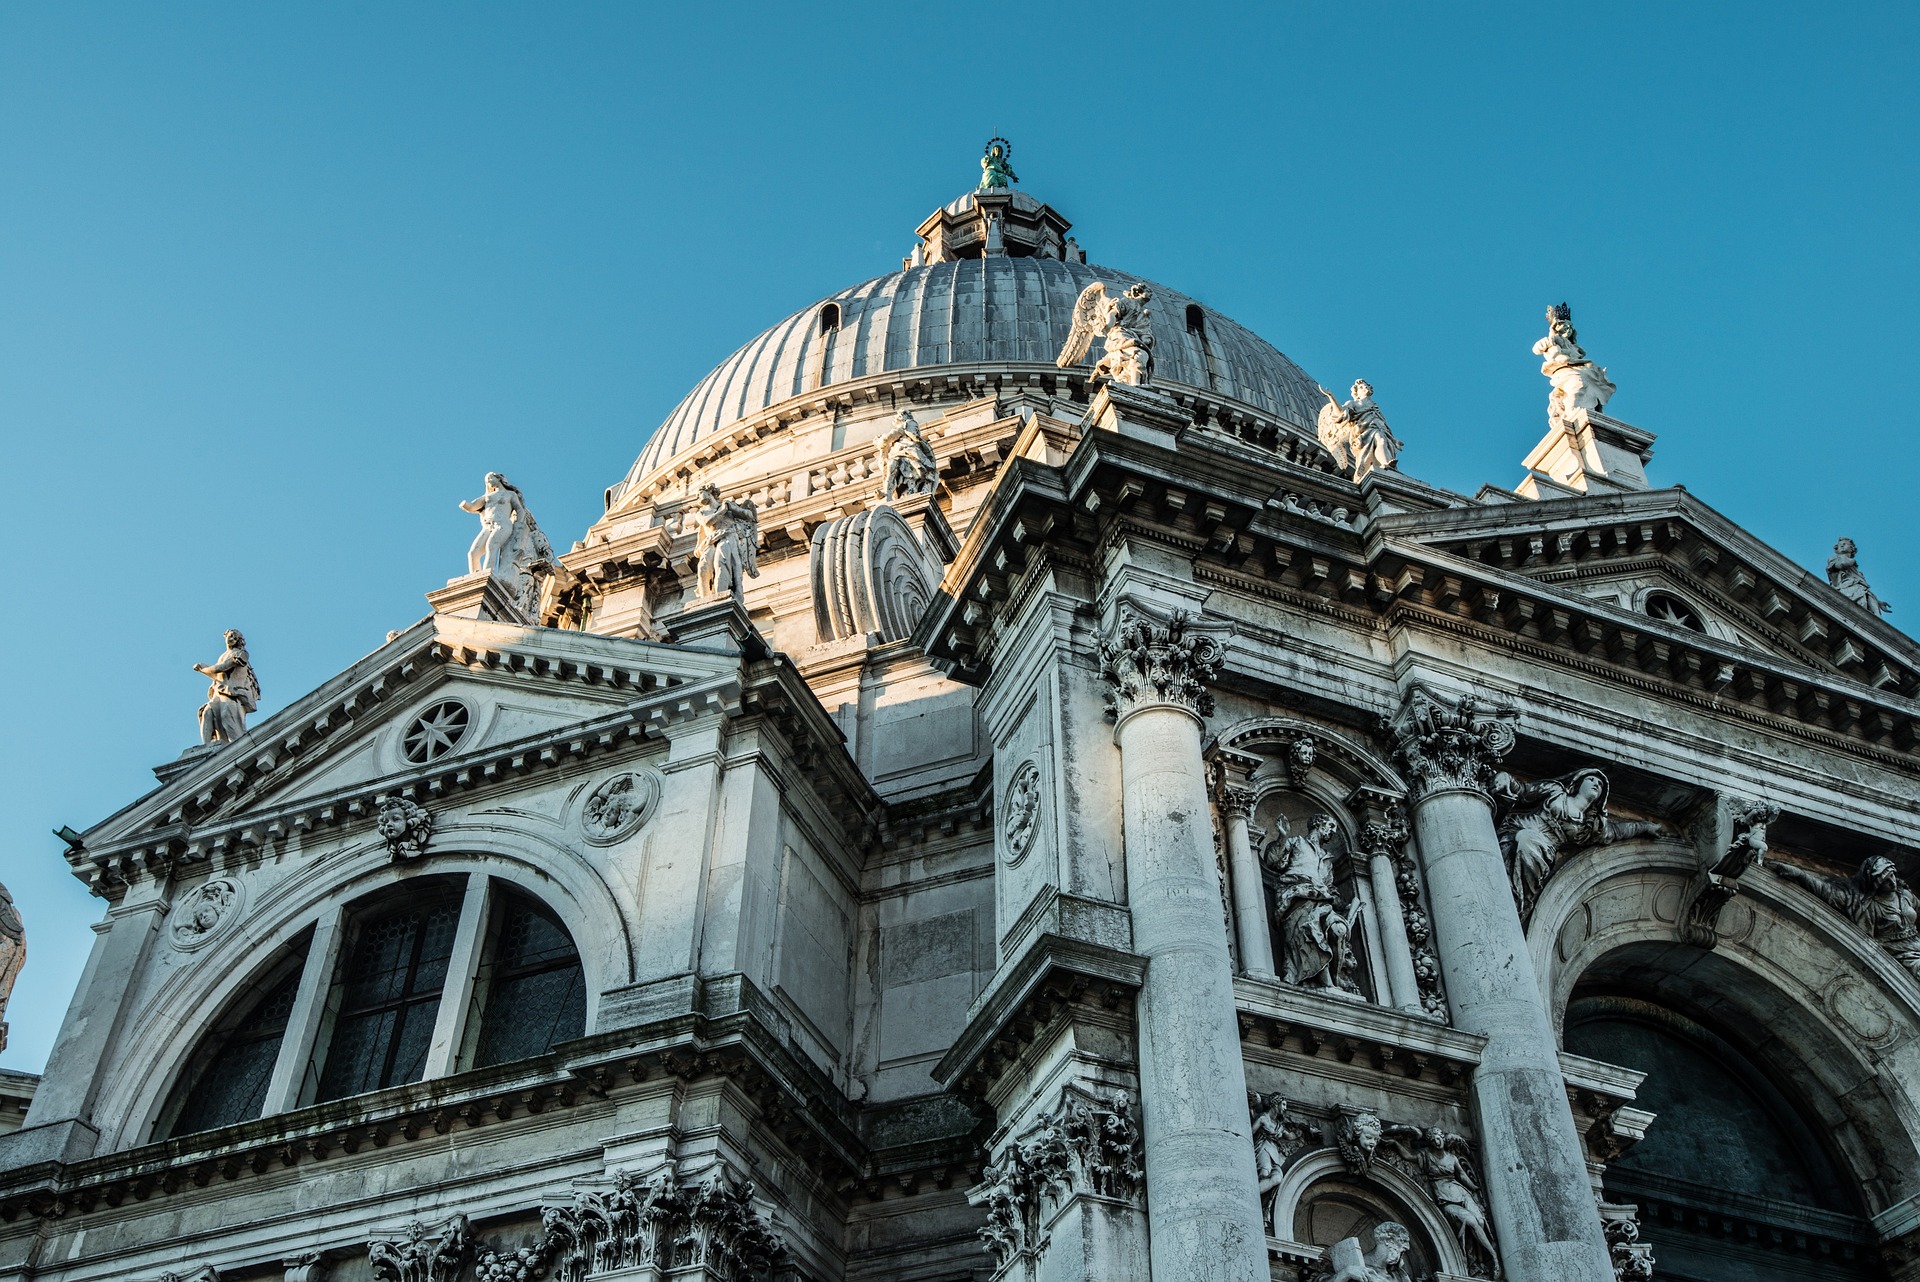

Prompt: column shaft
xmin=1117 ymin=705 xmax=1267 ymax=1282
xmin=1221 ymin=805 xmax=1274 ymax=980
xmin=1365 ymin=849 xmax=1421 ymax=1014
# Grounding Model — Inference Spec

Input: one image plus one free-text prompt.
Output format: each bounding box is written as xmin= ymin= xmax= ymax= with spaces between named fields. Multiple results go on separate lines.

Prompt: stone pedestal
xmin=1388 ymin=689 xmax=1613 ymax=1282
xmin=1102 ymin=603 xmax=1266 ymax=1282
xmin=426 ymin=570 xmax=531 ymax=624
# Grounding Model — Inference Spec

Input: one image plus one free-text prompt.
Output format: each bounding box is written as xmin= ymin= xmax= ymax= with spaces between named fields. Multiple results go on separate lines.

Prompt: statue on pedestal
xmin=1267 ymin=813 xmax=1364 ymax=998
xmin=1828 ymin=538 xmax=1892 ymax=616
xmin=1495 ymin=767 xmax=1663 ymax=921
xmin=1772 ymin=854 xmax=1920 ymax=981
xmin=0 ymin=880 xmax=22 ymax=1054
xmin=193 ymin=630 xmax=260 ymax=745
xmin=878 ymin=410 xmax=938 ymax=499
xmin=460 ymin=472 xmax=554 ymax=616
xmin=1533 ymin=302 xmax=1615 ymax=431
xmin=1316 ymin=379 xmax=1403 ymax=481
xmin=691 ymin=483 xmax=760 ymax=606
xmin=1057 ymin=281 xmax=1155 ymax=387
xmin=979 ymin=137 xmax=1017 ymax=191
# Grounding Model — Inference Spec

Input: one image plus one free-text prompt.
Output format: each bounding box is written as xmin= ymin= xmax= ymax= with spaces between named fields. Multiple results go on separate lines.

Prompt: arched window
xmin=159 ymin=934 xmax=308 ymax=1138
xmin=1185 ymin=303 xmax=1205 ymax=335
xmin=1293 ymin=1177 xmax=1442 ymax=1278
xmin=314 ymin=885 xmax=464 ymax=1102
xmin=471 ymin=888 xmax=587 ymax=1067
xmin=818 ymin=302 xmax=841 ymax=334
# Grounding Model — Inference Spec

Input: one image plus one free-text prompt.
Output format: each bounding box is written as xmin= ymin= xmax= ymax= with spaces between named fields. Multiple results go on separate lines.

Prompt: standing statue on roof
xmin=979 ymin=137 xmax=1017 ymax=191
xmin=1828 ymin=538 xmax=1892 ymax=616
xmin=192 ymin=629 xmax=260 ymax=746
xmin=878 ymin=409 xmax=938 ymax=499
xmin=460 ymin=472 xmax=554 ymax=618
xmin=1533 ymin=302 xmax=1616 ymax=431
xmin=692 ymin=482 xmax=761 ymax=606
xmin=1057 ymin=281 xmax=1155 ymax=387
xmin=1316 ymin=379 xmax=1403 ymax=481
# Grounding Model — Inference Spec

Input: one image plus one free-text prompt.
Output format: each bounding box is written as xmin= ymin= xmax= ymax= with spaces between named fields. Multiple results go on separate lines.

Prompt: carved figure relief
xmin=1533 ymin=302 xmax=1615 ymax=431
xmin=1250 ymin=1093 xmax=1316 ymax=1233
xmin=1057 ymin=281 xmax=1155 ymax=387
xmin=1001 ymin=760 xmax=1043 ymax=865
xmin=876 ymin=409 xmax=938 ymax=499
xmin=1828 ymin=538 xmax=1891 ymax=616
xmin=461 ymin=473 xmax=555 ymax=618
xmin=1384 ymin=1126 xmax=1501 ymax=1279
xmin=1771 ymin=854 xmax=1920 ymax=982
xmin=170 ymin=877 xmax=241 ymax=951
xmin=377 ymin=797 xmax=435 ymax=862
xmin=1336 ymin=1110 xmax=1384 ymax=1175
xmin=969 ymin=1090 xmax=1144 ymax=1273
xmin=193 ymin=630 xmax=260 ymax=746
xmin=1313 ymin=1222 xmax=1415 ymax=1282
xmin=0 ymin=881 xmax=22 ymax=1054
xmin=1097 ymin=603 xmax=1222 ymax=720
xmin=691 ymin=483 xmax=760 ymax=606
xmin=808 ymin=503 xmax=938 ymax=644
xmin=1681 ymin=798 xmax=1777 ymax=948
xmin=1494 ymin=767 xmax=1664 ymax=923
xmin=1315 ymin=380 xmax=1403 ymax=481
xmin=580 ymin=770 xmax=662 ymax=845
xmin=369 ymin=1216 xmax=472 ymax=1282
xmin=1267 ymin=814 xmax=1364 ymax=999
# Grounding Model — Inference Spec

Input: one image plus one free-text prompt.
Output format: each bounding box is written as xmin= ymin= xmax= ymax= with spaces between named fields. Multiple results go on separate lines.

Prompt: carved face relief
xmin=170 ymin=878 xmax=241 ymax=950
xmin=581 ymin=770 xmax=663 ymax=844
xmin=1002 ymin=760 xmax=1043 ymax=866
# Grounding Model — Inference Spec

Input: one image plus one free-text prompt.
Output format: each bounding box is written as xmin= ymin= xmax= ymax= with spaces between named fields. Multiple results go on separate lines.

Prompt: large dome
xmin=617 ymin=256 xmax=1325 ymax=498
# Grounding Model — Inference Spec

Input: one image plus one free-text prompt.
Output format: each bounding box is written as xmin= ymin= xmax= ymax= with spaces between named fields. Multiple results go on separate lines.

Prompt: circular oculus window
xmin=402 ymin=699 xmax=473 ymax=764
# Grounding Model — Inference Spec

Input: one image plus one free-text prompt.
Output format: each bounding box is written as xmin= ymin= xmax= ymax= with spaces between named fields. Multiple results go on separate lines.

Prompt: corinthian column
xmin=1099 ymin=604 xmax=1267 ymax=1282
xmin=1385 ymin=689 xmax=1613 ymax=1282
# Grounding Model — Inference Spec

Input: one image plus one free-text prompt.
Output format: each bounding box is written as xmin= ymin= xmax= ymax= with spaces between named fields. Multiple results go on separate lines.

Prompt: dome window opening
xmin=1187 ymin=303 xmax=1221 ymax=391
xmin=818 ymin=302 xmax=842 ymax=335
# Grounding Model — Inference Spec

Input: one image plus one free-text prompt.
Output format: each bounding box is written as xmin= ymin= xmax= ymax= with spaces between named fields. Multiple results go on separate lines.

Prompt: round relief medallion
xmin=581 ymin=769 xmax=663 ymax=844
xmin=1002 ymin=760 xmax=1043 ymax=866
xmin=170 ymin=877 xmax=242 ymax=951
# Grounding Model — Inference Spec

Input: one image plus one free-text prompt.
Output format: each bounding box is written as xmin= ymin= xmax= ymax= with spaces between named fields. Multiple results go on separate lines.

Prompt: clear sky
xmin=2 ymin=2 xmax=1916 ymax=1074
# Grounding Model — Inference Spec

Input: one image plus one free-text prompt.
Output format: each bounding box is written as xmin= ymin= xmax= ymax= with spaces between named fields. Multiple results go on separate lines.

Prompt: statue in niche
xmin=192 ymin=630 xmax=260 ymax=746
xmin=460 ymin=472 xmax=554 ymax=617
xmin=0 ymin=880 xmax=22 ymax=1054
xmin=1314 ymin=1222 xmax=1415 ymax=1282
xmin=1315 ymin=380 xmax=1403 ymax=481
xmin=1385 ymin=1125 xmax=1502 ymax=1278
xmin=1533 ymin=302 xmax=1615 ymax=431
xmin=1266 ymin=813 xmax=1364 ymax=998
xmin=979 ymin=137 xmax=1017 ymax=191
xmin=691 ymin=482 xmax=760 ymax=605
xmin=878 ymin=409 xmax=938 ymax=499
xmin=1058 ymin=281 xmax=1155 ymax=387
xmin=1828 ymin=538 xmax=1892 ymax=616
xmin=1494 ymin=767 xmax=1664 ymax=922
xmin=1771 ymin=854 xmax=1920 ymax=981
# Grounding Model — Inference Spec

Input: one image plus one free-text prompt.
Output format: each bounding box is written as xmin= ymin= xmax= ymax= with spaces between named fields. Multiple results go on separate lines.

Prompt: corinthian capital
xmin=1384 ymin=687 xmax=1517 ymax=800
xmin=1098 ymin=601 xmax=1224 ymax=721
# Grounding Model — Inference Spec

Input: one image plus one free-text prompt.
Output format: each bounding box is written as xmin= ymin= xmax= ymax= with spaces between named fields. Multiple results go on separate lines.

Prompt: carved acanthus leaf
xmin=1383 ymin=688 xmax=1517 ymax=800
xmin=1098 ymin=603 xmax=1223 ymax=721
xmin=967 ymin=1090 xmax=1144 ymax=1270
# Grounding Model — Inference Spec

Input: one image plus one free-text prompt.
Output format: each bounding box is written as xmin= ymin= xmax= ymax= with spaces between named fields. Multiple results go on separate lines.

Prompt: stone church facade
xmin=3 ymin=151 xmax=1919 ymax=1282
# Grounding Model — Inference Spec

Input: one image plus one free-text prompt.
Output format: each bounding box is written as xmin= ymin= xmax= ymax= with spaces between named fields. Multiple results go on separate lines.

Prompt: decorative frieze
xmin=1097 ymin=603 xmax=1223 ymax=721
xmin=1383 ymin=689 xmax=1516 ymax=801
xmin=970 ymin=1089 xmax=1144 ymax=1273
xmin=369 ymin=1215 xmax=472 ymax=1282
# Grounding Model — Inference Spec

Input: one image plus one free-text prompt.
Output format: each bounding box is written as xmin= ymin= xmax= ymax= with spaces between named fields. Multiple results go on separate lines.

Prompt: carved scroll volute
xmin=1383 ymin=688 xmax=1517 ymax=802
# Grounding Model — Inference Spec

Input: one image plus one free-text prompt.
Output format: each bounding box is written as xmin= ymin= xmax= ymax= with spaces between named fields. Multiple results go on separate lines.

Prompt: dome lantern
xmin=911 ymin=139 xmax=1079 ymax=266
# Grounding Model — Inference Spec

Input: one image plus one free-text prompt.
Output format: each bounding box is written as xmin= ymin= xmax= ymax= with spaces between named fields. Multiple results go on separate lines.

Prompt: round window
xmin=1644 ymin=592 xmax=1704 ymax=632
xmin=402 ymin=699 xmax=472 ymax=763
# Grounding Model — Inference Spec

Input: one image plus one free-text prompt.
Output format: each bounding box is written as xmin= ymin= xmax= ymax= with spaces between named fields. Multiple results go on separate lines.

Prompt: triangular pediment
xmin=73 ymin=614 xmax=747 ymax=883
xmin=1379 ymin=488 xmax=1920 ymax=695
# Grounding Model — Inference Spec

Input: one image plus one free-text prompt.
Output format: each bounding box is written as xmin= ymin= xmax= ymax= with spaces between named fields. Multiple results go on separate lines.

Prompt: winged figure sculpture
xmin=1056 ymin=281 xmax=1154 ymax=387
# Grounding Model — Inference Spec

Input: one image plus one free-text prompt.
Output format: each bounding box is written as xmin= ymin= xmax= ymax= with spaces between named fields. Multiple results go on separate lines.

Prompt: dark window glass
xmin=315 ymin=893 xmax=462 ymax=1101
xmin=167 ymin=961 xmax=304 ymax=1138
xmin=473 ymin=892 xmax=586 ymax=1067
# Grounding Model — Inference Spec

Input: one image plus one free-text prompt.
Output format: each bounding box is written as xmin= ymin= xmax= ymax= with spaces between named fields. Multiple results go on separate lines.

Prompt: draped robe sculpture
xmin=1772 ymin=854 xmax=1920 ymax=981
xmin=1056 ymin=281 xmax=1154 ymax=387
xmin=1495 ymin=767 xmax=1662 ymax=921
xmin=1267 ymin=813 xmax=1364 ymax=997
xmin=192 ymin=630 xmax=260 ymax=746
xmin=1533 ymin=302 xmax=1615 ymax=430
xmin=1828 ymin=538 xmax=1892 ymax=616
xmin=692 ymin=483 xmax=760 ymax=605
xmin=1316 ymin=379 xmax=1403 ymax=480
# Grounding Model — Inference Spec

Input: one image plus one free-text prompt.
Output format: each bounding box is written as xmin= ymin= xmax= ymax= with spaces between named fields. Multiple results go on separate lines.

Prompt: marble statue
xmin=1315 ymin=380 xmax=1403 ymax=481
xmin=1533 ymin=302 xmax=1615 ymax=430
xmin=979 ymin=137 xmax=1017 ymax=191
xmin=878 ymin=410 xmax=938 ymax=499
xmin=1266 ymin=813 xmax=1364 ymax=998
xmin=0 ymin=880 xmax=22 ymax=1054
xmin=1828 ymin=538 xmax=1891 ymax=616
xmin=460 ymin=472 xmax=554 ymax=617
xmin=1494 ymin=767 xmax=1663 ymax=921
xmin=1772 ymin=854 xmax=1920 ymax=981
xmin=1057 ymin=281 xmax=1154 ymax=387
xmin=692 ymin=483 xmax=760 ymax=605
xmin=1315 ymin=1222 xmax=1415 ymax=1282
xmin=1385 ymin=1125 xmax=1501 ymax=1278
xmin=193 ymin=630 xmax=260 ymax=745
xmin=1249 ymin=1093 xmax=1314 ymax=1232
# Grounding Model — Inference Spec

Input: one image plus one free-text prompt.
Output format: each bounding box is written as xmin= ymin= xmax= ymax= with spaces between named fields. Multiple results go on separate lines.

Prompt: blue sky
xmin=2 ymin=2 xmax=1915 ymax=1073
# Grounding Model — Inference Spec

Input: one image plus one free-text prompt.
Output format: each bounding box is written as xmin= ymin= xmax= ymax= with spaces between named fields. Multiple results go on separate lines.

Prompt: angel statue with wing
xmin=1056 ymin=281 xmax=1155 ymax=387
xmin=1316 ymin=379 xmax=1403 ymax=481
xmin=692 ymin=482 xmax=760 ymax=606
